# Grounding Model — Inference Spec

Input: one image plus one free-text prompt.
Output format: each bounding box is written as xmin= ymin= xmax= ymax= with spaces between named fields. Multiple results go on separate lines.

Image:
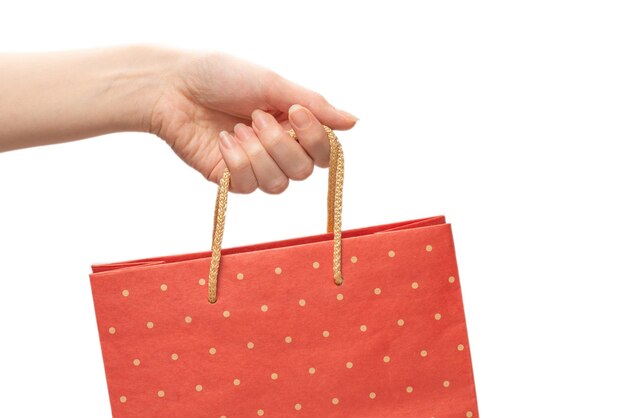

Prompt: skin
xmin=0 ymin=45 xmax=358 ymax=194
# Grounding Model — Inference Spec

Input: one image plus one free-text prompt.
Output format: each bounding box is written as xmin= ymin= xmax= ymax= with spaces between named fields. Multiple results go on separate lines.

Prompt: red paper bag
xmin=89 ymin=127 xmax=479 ymax=417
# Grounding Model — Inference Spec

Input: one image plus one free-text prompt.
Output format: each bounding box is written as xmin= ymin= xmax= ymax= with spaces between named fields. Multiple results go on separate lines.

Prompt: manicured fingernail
xmin=234 ymin=123 xmax=252 ymax=141
xmin=219 ymin=131 xmax=234 ymax=149
xmin=337 ymin=109 xmax=359 ymax=121
xmin=252 ymin=109 xmax=271 ymax=129
xmin=289 ymin=104 xmax=312 ymax=129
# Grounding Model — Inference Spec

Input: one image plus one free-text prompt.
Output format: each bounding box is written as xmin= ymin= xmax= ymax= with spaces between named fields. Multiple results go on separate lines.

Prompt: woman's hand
xmin=149 ymin=51 xmax=358 ymax=194
xmin=0 ymin=46 xmax=357 ymax=194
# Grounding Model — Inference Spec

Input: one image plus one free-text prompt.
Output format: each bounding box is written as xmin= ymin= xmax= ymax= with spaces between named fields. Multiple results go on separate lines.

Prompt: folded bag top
xmin=89 ymin=126 xmax=479 ymax=418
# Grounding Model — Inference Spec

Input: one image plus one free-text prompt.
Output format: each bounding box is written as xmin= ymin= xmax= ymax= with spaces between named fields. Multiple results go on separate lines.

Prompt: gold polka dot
xmin=426 ymin=244 xmax=433 ymax=252
xmin=157 ymin=390 xmax=165 ymax=398
xmin=160 ymin=284 xmax=168 ymax=291
xmin=146 ymin=321 xmax=154 ymax=329
xmin=466 ymin=412 xmax=474 ymax=418
xmin=420 ymin=350 xmax=428 ymax=357
xmin=285 ymin=336 xmax=293 ymax=343
xmin=350 ymin=256 xmax=358 ymax=263
xmin=261 ymin=304 xmax=268 ymax=312
xmin=108 ymin=327 xmax=116 ymax=334
xmin=195 ymin=384 xmax=203 ymax=392
xmin=247 ymin=342 xmax=254 ymax=349
xmin=223 ymin=310 xmax=230 ymax=318
xmin=388 ymin=250 xmax=395 ymax=257
xmin=209 ymin=347 xmax=217 ymax=355
xmin=331 ymin=397 xmax=339 ymax=405
xmin=443 ymin=380 xmax=450 ymax=388
xmin=360 ymin=324 xmax=367 ymax=332
xmin=411 ymin=281 xmax=419 ymax=289
xmin=257 ymin=410 xmax=264 ymax=416
xmin=275 ymin=267 xmax=282 ymax=275
xmin=308 ymin=367 xmax=316 ymax=374
xmin=185 ymin=316 xmax=192 ymax=323
xmin=346 ymin=361 xmax=353 ymax=369
xmin=406 ymin=386 xmax=414 ymax=393
xmin=220 ymin=416 xmax=226 ymax=418
xmin=299 ymin=299 xmax=306 ymax=307
xmin=198 ymin=278 xmax=206 ymax=286
xmin=383 ymin=355 xmax=391 ymax=363
xmin=237 ymin=272 xmax=244 ymax=280
xmin=448 ymin=276 xmax=456 ymax=283
xmin=369 ymin=392 xmax=376 ymax=399
xmin=119 ymin=395 xmax=127 ymax=403
xmin=171 ymin=353 xmax=178 ymax=361
xmin=294 ymin=403 xmax=302 ymax=410
xmin=336 ymin=293 xmax=344 ymax=301
xmin=233 ymin=378 xmax=240 ymax=386
xmin=121 ymin=289 xmax=129 ymax=297
xmin=271 ymin=373 xmax=278 ymax=380
xmin=457 ymin=344 xmax=465 ymax=351
xmin=374 ymin=287 xmax=382 ymax=295
xmin=397 ymin=319 xmax=405 ymax=326
xmin=322 ymin=330 xmax=330 ymax=338
xmin=312 ymin=261 xmax=320 ymax=269
xmin=133 ymin=359 xmax=140 ymax=366
xmin=434 ymin=313 xmax=442 ymax=320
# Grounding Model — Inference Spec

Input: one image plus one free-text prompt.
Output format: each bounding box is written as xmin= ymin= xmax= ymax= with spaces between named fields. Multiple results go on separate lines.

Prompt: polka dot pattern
xmin=91 ymin=218 xmax=477 ymax=416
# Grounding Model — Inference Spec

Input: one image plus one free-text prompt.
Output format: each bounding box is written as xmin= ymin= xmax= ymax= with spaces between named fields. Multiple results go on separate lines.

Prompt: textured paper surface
xmin=90 ymin=216 xmax=479 ymax=417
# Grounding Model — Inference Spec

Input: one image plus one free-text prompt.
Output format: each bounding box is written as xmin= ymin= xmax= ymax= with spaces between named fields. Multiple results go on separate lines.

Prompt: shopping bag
xmin=89 ymin=126 xmax=479 ymax=417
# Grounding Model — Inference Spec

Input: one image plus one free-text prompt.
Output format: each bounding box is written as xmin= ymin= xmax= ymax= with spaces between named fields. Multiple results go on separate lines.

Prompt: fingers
xmin=232 ymin=124 xmax=289 ymax=194
xmin=217 ymin=131 xmax=258 ymax=194
xmin=218 ymin=107 xmax=334 ymax=194
xmin=251 ymin=109 xmax=314 ymax=181
xmin=287 ymin=104 xmax=331 ymax=168
xmin=265 ymin=73 xmax=359 ymax=130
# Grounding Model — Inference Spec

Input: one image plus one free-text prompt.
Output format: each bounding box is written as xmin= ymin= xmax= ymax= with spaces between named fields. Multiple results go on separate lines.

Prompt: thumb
xmin=265 ymin=74 xmax=358 ymax=130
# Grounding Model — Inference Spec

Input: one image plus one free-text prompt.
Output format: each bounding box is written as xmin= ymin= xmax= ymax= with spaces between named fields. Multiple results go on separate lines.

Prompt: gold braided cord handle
xmin=208 ymin=125 xmax=344 ymax=303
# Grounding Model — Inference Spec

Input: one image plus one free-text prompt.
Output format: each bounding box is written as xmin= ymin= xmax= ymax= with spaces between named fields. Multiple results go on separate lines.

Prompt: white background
xmin=1 ymin=1 xmax=625 ymax=417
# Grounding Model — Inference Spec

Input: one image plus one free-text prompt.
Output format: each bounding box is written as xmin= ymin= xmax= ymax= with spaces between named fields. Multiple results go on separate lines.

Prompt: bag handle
xmin=208 ymin=125 xmax=345 ymax=303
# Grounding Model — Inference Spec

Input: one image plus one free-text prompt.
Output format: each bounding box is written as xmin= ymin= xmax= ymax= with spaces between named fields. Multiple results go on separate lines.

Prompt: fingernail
xmin=337 ymin=109 xmax=359 ymax=122
xmin=219 ymin=131 xmax=234 ymax=149
xmin=252 ymin=109 xmax=271 ymax=129
xmin=289 ymin=104 xmax=312 ymax=129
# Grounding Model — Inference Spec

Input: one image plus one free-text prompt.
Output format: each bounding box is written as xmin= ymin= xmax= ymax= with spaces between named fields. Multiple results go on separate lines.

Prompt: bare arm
xmin=0 ymin=45 xmax=358 ymax=193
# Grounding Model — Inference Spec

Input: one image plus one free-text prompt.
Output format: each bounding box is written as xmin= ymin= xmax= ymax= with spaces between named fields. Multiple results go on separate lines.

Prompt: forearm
xmin=0 ymin=45 xmax=181 ymax=152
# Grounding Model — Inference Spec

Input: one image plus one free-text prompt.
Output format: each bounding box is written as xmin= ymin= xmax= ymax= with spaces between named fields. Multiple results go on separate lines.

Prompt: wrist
xmin=102 ymin=45 xmax=185 ymax=133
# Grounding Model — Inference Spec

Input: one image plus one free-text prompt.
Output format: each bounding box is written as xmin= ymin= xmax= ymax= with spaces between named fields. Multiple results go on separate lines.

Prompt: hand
xmin=149 ymin=51 xmax=358 ymax=194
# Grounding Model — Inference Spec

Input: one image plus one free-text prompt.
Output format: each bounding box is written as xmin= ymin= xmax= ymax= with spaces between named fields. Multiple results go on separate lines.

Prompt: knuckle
xmin=246 ymin=145 xmax=265 ymax=160
xmin=314 ymin=157 xmax=330 ymax=169
xmin=311 ymin=91 xmax=328 ymax=105
xmin=228 ymin=156 xmax=251 ymax=173
xmin=290 ymin=160 xmax=314 ymax=180
xmin=236 ymin=180 xmax=258 ymax=195
xmin=262 ymin=71 xmax=283 ymax=101
xmin=264 ymin=177 xmax=289 ymax=194
xmin=261 ymin=127 xmax=284 ymax=148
